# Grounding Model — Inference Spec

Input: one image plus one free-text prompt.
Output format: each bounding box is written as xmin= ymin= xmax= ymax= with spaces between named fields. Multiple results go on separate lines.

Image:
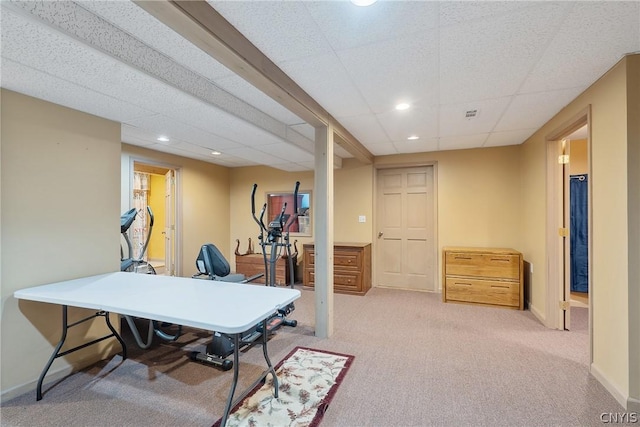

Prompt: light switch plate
xmin=358 ymin=215 xmax=366 ymax=223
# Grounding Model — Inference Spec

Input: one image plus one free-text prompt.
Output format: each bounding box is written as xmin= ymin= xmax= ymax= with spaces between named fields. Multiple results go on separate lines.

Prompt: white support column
xmin=314 ymin=125 xmax=334 ymax=338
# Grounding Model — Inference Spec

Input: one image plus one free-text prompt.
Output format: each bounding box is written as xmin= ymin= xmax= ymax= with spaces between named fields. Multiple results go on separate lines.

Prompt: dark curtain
xmin=570 ymin=175 xmax=589 ymax=292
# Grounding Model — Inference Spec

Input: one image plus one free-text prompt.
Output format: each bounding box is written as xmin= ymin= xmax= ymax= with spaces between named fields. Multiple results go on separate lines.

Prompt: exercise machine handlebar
xmin=251 ymin=184 xmax=268 ymax=233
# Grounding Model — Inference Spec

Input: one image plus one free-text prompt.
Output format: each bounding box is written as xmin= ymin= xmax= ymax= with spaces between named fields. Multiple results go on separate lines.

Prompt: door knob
xmin=378 ymin=231 xmax=383 ymax=238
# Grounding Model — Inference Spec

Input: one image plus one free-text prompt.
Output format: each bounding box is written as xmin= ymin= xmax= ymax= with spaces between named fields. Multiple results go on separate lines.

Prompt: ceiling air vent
xmin=465 ymin=109 xmax=479 ymax=119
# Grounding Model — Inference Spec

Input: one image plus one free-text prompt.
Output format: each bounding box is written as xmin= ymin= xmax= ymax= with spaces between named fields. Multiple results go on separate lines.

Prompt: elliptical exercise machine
xmin=251 ymin=181 xmax=299 ymax=327
xmin=120 ymin=206 xmax=156 ymax=274
xmin=120 ymin=206 xmax=182 ymax=348
xmin=190 ymin=181 xmax=300 ymax=370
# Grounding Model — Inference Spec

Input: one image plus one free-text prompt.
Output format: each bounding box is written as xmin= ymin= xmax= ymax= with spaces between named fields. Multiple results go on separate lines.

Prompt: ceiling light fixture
xmin=157 ymin=136 xmax=170 ymax=142
xmin=395 ymin=103 xmax=410 ymax=111
xmin=407 ymin=135 xmax=420 ymax=140
xmin=350 ymin=0 xmax=377 ymax=6
xmin=211 ymin=151 xmax=221 ymax=156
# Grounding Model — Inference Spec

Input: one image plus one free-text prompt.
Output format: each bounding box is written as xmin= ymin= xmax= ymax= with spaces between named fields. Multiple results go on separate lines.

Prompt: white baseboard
xmin=591 ymin=362 xmax=629 ymax=409
xmin=0 ymin=365 xmax=73 ymax=404
xmin=628 ymin=396 xmax=640 ymax=412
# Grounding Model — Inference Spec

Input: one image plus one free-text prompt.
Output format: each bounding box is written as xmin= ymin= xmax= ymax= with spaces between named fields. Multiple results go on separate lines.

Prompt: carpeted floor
xmin=0 ymin=287 xmax=626 ymax=427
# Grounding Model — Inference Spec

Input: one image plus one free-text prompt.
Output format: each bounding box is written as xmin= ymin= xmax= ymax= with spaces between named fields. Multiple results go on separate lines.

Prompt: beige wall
xmin=520 ymin=54 xmax=637 ymax=408
xmin=625 ymin=55 xmax=640 ymax=410
xmin=120 ymin=145 xmax=230 ymax=277
xmin=230 ymin=147 xmax=522 ymax=291
xmin=229 ymin=159 xmax=373 ymax=273
xmin=376 ymin=146 xmax=523 ymax=280
xmin=1 ymin=90 xmax=121 ymax=397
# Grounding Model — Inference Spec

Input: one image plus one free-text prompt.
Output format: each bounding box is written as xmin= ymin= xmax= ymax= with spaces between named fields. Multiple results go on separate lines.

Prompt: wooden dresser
xmin=303 ymin=243 xmax=371 ymax=296
xmin=442 ymin=247 xmax=523 ymax=310
xmin=235 ymin=253 xmax=295 ymax=285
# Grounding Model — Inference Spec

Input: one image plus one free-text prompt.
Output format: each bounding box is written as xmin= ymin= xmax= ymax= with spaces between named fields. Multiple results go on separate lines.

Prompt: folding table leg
xmin=36 ymin=305 xmax=127 ymax=400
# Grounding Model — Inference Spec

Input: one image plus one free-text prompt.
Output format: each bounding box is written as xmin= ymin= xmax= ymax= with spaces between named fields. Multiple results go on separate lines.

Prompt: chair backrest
xmin=195 ymin=244 xmax=231 ymax=278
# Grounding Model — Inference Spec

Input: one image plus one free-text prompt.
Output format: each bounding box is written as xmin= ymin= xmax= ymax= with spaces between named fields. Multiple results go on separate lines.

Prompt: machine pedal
xmin=190 ymin=351 xmax=233 ymax=371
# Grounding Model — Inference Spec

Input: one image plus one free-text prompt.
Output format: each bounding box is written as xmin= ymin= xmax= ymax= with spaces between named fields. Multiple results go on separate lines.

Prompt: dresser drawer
xmin=445 ymin=277 xmax=519 ymax=307
xmin=445 ymin=252 xmax=520 ymax=280
xmin=305 ymin=271 xmax=362 ymax=292
xmin=334 ymin=250 xmax=361 ymax=270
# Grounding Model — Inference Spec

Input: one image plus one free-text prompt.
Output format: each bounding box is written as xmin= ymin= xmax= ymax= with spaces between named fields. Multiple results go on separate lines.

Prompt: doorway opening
xmin=131 ymin=161 xmax=179 ymax=276
xmin=545 ymin=106 xmax=591 ymax=348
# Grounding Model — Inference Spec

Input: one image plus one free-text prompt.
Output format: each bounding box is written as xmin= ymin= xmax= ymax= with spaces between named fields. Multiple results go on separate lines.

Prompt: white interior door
xmin=376 ymin=166 xmax=436 ymax=291
xmin=165 ymin=169 xmax=175 ymax=276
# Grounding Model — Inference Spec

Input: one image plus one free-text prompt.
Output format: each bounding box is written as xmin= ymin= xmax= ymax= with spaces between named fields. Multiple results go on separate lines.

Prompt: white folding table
xmin=14 ymin=271 xmax=301 ymax=426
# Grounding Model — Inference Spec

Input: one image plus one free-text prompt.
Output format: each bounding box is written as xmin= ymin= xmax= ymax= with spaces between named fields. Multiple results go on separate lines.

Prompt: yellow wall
xmin=121 ymin=144 xmax=230 ymax=277
xmin=569 ymin=139 xmax=588 ymax=175
xmin=520 ymin=55 xmax=637 ymax=407
xmin=1 ymin=90 xmax=121 ymax=397
xmin=147 ymin=174 xmax=165 ymax=261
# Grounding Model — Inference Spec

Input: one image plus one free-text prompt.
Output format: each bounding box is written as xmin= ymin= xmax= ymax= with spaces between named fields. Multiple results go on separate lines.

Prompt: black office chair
xmin=193 ymin=243 xmax=263 ymax=283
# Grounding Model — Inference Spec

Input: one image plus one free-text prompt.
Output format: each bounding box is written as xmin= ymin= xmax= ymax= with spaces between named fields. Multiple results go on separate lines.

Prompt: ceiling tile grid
xmin=335 ymin=29 xmax=440 ymax=114
xmin=77 ymin=0 xmax=235 ymax=82
xmin=519 ymin=1 xmax=640 ymax=93
xmin=438 ymin=2 xmax=573 ymax=105
xmin=2 ymin=0 xmax=639 ymax=171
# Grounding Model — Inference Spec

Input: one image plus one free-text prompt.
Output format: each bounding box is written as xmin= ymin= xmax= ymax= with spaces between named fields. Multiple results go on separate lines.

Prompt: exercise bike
xmin=189 ymin=182 xmax=300 ymax=370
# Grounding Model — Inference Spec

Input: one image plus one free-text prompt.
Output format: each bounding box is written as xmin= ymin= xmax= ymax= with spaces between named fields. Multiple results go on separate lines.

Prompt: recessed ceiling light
xmin=407 ymin=135 xmax=420 ymax=140
xmin=157 ymin=136 xmax=170 ymax=142
xmin=211 ymin=151 xmax=221 ymax=156
xmin=395 ymin=103 xmax=410 ymax=111
xmin=351 ymin=0 xmax=377 ymax=6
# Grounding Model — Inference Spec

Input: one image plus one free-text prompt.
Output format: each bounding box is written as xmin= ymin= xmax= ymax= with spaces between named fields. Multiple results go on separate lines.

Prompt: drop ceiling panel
xmin=439 ymin=97 xmax=511 ymax=138
xmin=439 ymin=1 xmax=540 ymax=26
xmin=3 ymin=1 xmax=639 ymax=169
xmin=304 ymin=1 xmax=439 ymax=51
xmin=337 ymin=30 xmax=440 ymax=114
xmin=209 ymin=1 xmax=333 ymax=63
xmin=169 ymin=104 xmax=288 ymax=148
xmin=223 ymin=146 xmax=290 ymax=165
xmin=271 ymin=162 xmax=314 ymax=172
xmin=279 ymin=53 xmax=371 ymax=119
xmin=439 ymin=134 xmax=489 ymax=151
xmin=126 ymin=114 xmax=244 ymax=151
xmin=78 ymin=0 xmax=235 ymax=81
xmin=366 ymin=143 xmax=398 ymax=156
xmin=337 ymin=114 xmax=389 ymax=145
xmin=1 ymin=59 xmax=154 ymax=123
xmin=376 ymin=105 xmax=439 ymax=141
xmin=439 ymin=2 xmax=571 ymax=105
xmin=520 ymin=2 xmax=640 ymax=93
xmin=495 ymin=86 xmax=586 ymax=132
xmin=394 ymin=138 xmax=439 ymax=154
xmin=214 ymin=74 xmax=305 ymax=125
xmin=255 ymin=143 xmax=314 ymax=163
xmin=484 ymin=129 xmax=537 ymax=148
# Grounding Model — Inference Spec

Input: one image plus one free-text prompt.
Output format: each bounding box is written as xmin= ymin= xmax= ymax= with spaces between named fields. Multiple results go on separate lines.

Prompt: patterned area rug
xmin=213 ymin=346 xmax=354 ymax=427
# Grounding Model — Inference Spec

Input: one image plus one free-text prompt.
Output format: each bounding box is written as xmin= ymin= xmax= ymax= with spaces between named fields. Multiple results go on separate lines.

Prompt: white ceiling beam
xmin=134 ymin=0 xmax=374 ymax=165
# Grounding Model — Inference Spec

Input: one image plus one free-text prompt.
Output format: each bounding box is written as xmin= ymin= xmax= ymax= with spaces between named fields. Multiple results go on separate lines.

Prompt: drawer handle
xmin=491 ymin=285 xmax=510 ymax=289
xmin=455 ymin=282 xmax=472 ymax=286
xmin=454 ymin=256 xmax=472 ymax=260
xmin=490 ymin=258 xmax=510 ymax=262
